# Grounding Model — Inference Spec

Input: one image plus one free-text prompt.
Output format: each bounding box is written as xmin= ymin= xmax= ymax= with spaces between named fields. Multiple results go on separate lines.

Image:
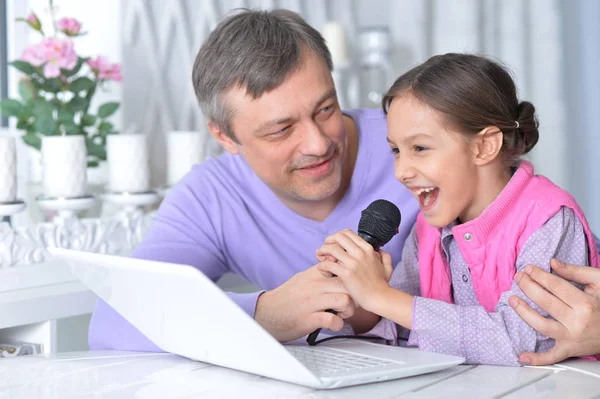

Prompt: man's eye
xmin=270 ymin=126 xmax=290 ymax=136
xmin=321 ymin=105 xmax=333 ymax=113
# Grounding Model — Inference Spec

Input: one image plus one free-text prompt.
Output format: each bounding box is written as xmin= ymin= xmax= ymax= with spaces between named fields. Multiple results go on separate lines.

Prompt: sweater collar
xmin=451 ymin=161 xmax=534 ymax=243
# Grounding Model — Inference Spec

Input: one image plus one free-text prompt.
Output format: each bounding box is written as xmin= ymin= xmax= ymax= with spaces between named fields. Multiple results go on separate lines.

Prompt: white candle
xmin=42 ymin=135 xmax=87 ymax=198
xmin=0 ymin=136 xmax=17 ymax=203
xmin=322 ymin=22 xmax=350 ymax=68
xmin=106 ymin=134 xmax=150 ymax=193
xmin=167 ymin=131 xmax=205 ymax=186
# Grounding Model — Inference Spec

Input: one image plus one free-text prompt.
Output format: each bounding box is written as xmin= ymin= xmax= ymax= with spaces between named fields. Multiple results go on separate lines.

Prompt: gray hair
xmin=191 ymin=9 xmax=333 ymax=141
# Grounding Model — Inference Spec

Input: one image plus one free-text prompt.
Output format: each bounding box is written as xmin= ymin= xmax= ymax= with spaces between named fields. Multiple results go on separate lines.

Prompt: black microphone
xmin=306 ymin=199 xmax=401 ymax=345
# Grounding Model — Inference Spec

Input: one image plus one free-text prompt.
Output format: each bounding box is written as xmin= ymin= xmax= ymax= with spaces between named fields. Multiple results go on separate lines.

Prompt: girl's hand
xmin=316 ymin=229 xmax=393 ymax=311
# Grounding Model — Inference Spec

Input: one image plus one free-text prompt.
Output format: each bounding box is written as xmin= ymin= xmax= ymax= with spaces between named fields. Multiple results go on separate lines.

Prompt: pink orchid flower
xmin=40 ymin=38 xmax=77 ymax=78
xmin=21 ymin=42 xmax=45 ymax=67
xmin=26 ymin=13 xmax=41 ymax=31
xmin=57 ymin=18 xmax=82 ymax=36
xmin=87 ymin=56 xmax=123 ymax=82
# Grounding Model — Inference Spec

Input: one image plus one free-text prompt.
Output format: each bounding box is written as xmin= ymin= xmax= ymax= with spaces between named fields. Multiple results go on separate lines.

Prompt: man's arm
xmin=88 ymin=177 xmax=257 ymax=351
xmin=89 ymin=176 xmax=356 ymax=349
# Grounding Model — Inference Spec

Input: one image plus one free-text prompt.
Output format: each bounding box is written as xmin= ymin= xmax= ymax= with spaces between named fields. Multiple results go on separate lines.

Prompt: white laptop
xmin=49 ymin=247 xmax=464 ymax=389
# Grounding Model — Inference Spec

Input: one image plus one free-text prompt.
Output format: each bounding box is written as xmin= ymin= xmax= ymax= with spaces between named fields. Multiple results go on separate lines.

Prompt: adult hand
xmin=254 ymin=265 xmax=355 ymax=342
xmin=509 ymin=259 xmax=600 ymax=365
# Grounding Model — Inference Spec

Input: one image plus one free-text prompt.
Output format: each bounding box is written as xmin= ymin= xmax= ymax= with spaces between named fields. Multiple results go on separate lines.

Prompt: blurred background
xmin=2 ymin=0 xmax=599 ymax=230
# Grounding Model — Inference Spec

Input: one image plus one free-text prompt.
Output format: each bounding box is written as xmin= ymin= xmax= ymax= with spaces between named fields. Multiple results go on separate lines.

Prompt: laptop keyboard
xmin=286 ymin=346 xmax=394 ymax=375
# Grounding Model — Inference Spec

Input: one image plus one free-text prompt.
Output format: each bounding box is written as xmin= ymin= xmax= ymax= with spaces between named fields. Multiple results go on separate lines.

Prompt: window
xmin=0 ymin=0 xmax=8 ymax=127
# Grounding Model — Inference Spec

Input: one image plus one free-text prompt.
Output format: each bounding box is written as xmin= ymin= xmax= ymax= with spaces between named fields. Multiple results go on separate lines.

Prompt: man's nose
xmin=299 ymin=121 xmax=331 ymax=156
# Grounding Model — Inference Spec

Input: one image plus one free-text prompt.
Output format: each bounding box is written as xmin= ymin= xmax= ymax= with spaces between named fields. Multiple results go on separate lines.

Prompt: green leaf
xmin=42 ymin=78 xmax=62 ymax=93
xmin=57 ymin=109 xmax=75 ymax=123
xmin=86 ymin=138 xmax=107 ymax=160
xmin=10 ymin=60 xmax=37 ymax=75
xmin=69 ymin=77 xmax=95 ymax=93
xmin=87 ymin=160 xmax=100 ymax=168
xmin=0 ymin=99 xmax=23 ymax=117
xmin=62 ymin=57 xmax=88 ymax=78
xmin=16 ymin=120 xmax=29 ymax=130
xmin=97 ymin=102 xmax=120 ymax=118
xmin=80 ymin=114 xmax=97 ymax=126
xmin=63 ymin=122 xmax=82 ymax=135
xmin=69 ymin=96 xmax=88 ymax=112
xmin=30 ymin=97 xmax=53 ymax=114
xmin=18 ymin=79 xmax=35 ymax=101
xmin=22 ymin=132 xmax=42 ymax=150
xmin=19 ymin=100 xmax=34 ymax=119
xmin=35 ymin=112 xmax=57 ymax=135
xmin=98 ymin=121 xmax=114 ymax=133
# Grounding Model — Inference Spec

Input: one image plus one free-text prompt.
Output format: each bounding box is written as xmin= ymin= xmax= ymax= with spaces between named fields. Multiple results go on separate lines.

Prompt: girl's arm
xmin=406 ymin=207 xmax=588 ymax=366
xmin=319 ymin=225 xmax=422 ymax=339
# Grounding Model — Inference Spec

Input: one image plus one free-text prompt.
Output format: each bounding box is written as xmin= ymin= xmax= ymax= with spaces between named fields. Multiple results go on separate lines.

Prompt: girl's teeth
xmin=423 ymin=191 xmax=432 ymax=207
xmin=416 ymin=187 xmax=435 ymax=195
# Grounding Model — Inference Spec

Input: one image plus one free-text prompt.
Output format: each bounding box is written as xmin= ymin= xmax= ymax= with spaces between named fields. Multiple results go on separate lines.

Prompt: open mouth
xmin=413 ymin=187 xmax=440 ymax=211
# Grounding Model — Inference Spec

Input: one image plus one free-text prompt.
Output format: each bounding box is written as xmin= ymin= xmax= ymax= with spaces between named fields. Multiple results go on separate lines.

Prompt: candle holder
xmin=102 ymin=190 xmax=159 ymax=252
xmin=156 ymin=185 xmax=171 ymax=198
xmin=36 ymin=195 xmax=96 ymax=223
xmin=0 ymin=200 xmax=27 ymax=219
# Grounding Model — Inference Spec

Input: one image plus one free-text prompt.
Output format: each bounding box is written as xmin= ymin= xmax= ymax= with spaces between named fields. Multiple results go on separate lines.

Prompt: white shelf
xmin=0 ymin=281 xmax=96 ymax=330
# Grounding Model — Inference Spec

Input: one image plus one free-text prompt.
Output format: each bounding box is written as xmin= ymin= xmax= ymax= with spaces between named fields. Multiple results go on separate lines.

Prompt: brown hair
xmin=192 ymin=9 xmax=332 ymax=141
xmin=382 ymin=53 xmax=539 ymax=167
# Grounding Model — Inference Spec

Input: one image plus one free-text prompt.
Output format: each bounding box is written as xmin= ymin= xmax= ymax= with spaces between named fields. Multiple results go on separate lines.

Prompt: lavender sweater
xmin=88 ymin=108 xmax=420 ymax=351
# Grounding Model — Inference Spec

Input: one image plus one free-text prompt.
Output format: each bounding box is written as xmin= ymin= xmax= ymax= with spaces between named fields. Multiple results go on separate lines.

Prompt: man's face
xmin=215 ymin=50 xmax=347 ymax=203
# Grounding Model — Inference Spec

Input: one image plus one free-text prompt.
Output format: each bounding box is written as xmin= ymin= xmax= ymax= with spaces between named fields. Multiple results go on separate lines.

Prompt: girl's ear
xmin=471 ymin=126 xmax=503 ymax=166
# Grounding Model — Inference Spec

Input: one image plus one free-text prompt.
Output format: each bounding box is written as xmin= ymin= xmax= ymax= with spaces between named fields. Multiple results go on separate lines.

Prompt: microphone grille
xmin=358 ymin=199 xmax=401 ymax=246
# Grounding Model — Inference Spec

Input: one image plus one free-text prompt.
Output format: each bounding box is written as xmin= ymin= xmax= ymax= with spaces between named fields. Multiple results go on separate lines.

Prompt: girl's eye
xmin=390 ymin=147 xmax=399 ymax=155
xmin=414 ymin=145 xmax=428 ymax=152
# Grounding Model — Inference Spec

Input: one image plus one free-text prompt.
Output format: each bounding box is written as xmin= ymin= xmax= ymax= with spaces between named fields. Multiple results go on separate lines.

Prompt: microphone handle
xmin=306 ymin=234 xmax=381 ymax=345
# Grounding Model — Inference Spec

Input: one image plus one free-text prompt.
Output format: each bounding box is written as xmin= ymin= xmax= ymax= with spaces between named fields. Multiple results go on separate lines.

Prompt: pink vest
xmin=416 ymin=161 xmax=600 ymax=312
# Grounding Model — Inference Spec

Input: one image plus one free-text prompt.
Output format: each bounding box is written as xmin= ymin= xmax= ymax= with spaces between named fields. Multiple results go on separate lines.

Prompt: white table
xmin=1 ymin=351 xmax=599 ymax=398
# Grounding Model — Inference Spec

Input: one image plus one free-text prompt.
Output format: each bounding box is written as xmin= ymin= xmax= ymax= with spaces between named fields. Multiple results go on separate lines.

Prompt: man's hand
xmin=254 ymin=265 xmax=355 ymax=342
xmin=510 ymin=259 xmax=600 ymax=365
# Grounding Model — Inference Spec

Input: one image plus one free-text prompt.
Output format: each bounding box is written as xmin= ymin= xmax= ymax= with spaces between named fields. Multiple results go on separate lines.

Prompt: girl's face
xmin=386 ymin=93 xmax=480 ymax=228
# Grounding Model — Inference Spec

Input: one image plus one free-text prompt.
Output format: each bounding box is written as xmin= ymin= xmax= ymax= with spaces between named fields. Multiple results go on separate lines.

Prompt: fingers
xmin=509 ymin=295 xmax=568 ymax=339
xmin=327 ymin=294 xmax=355 ymax=319
xmin=522 ymin=264 xmax=589 ymax=310
xmin=379 ymin=250 xmax=393 ymax=280
xmin=318 ymin=261 xmax=347 ymax=279
xmin=519 ymin=345 xmax=569 ymax=366
xmin=316 ymin=244 xmax=353 ymax=266
xmin=551 ymin=259 xmax=600 ymax=287
xmin=311 ymin=311 xmax=345 ymax=332
xmin=323 ymin=229 xmax=374 ymax=255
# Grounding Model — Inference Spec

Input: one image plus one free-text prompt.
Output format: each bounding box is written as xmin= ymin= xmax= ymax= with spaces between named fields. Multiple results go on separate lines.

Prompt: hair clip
xmin=514 ymin=121 xmax=520 ymax=129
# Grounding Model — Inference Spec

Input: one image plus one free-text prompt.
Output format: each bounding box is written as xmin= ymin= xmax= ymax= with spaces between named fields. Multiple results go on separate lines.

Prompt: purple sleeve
xmin=366 ymin=225 xmax=421 ymax=343
xmin=88 ymin=180 xmax=264 ymax=351
xmin=408 ymin=207 xmax=589 ymax=365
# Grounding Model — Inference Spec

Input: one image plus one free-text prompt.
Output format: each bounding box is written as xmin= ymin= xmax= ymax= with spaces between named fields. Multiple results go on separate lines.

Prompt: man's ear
xmin=471 ymin=126 xmax=503 ymax=166
xmin=207 ymin=120 xmax=240 ymax=155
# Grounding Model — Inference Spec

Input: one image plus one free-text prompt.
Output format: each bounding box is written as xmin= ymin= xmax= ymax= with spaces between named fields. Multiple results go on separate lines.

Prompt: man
xmin=88 ymin=9 xmax=418 ymax=350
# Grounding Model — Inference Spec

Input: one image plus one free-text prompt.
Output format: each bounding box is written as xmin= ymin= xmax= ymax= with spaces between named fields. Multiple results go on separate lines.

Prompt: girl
xmin=316 ymin=53 xmax=600 ymax=366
